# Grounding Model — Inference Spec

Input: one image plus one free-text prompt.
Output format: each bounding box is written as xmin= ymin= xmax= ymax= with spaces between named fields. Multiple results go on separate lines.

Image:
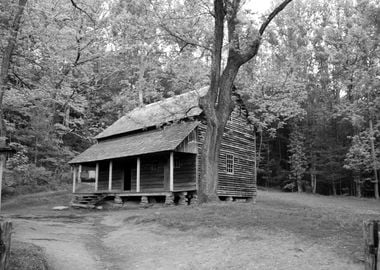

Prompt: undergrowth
xmin=9 ymin=241 xmax=49 ymax=270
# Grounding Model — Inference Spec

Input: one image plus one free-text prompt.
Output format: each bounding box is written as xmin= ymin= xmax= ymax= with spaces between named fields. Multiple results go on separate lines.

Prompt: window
xmin=174 ymin=158 xmax=181 ymax=168
xmin=226 ymin=154 xmax=234 ymax=174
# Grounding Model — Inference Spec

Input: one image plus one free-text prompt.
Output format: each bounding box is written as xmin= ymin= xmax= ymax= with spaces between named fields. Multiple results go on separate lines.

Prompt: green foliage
xmin=344 ymin=129 xmax=380 ymax=173
xmin=288 ymin=128 xmax=307 ymax=187
xmin=6 ymin=142 xmax=29 ymax=171
xmin=240 ymin=0 xmax=380 ymax=196
xmin=1 ymin=0 xmax=379 ymax=197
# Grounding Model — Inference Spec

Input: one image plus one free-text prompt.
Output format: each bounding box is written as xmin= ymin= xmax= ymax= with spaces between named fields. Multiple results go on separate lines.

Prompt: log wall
xmin=173 ymin=152 xmax=197 ymax=191
xmin=197 ymin=106 xmax=256 ymax=198
xmin=85 ymin=103 xmax=255 ymax=197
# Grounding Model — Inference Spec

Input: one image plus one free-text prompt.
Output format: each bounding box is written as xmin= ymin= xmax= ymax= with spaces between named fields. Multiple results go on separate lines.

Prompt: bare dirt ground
xmin=3 ymin=190 xmax=379 ymax=270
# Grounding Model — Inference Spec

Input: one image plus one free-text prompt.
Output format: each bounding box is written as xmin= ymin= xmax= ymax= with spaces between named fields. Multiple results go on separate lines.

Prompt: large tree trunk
xmin=0 ymin=0 xmax=28 ymax=137
xmin=199 ymin=121 xmax=225 ymax=202
xmin=198 ymin=0 xmax=294 ymax=202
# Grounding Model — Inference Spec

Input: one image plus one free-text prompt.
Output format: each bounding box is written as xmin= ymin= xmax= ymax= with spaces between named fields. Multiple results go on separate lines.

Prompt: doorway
xmin=124 ymin=166 xmax=131 ymax=191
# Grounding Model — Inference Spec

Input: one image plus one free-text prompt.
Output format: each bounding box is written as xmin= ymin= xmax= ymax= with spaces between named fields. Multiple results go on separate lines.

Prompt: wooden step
xmin=70 ymin=194 xmax=107 ymax=208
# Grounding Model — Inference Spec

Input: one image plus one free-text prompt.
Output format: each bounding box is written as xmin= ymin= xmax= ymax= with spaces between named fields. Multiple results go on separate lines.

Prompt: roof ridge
xmin=133 ymin=87 xmax=207 ymax=111
xmin=95 ymin=86 xmax=207 ymax=139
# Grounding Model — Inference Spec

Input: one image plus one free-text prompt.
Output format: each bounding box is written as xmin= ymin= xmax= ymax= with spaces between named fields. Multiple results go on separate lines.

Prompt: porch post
xmin=108 ymin=160 xmax=113 ymax=191
xmin=136 ymin=157 xmax=141 ymax=192
xmin=195 ymin=155 xmax=199 ymax=191
xmin=170 ymin=152 xmax=174 ymax=191
xmin=95 ymin=162 xmax=99 ymax=191
xmin=78 ymin=164 xmax=82 ymax=183
xmin=72 ymin=166 xmax=77 ymax=193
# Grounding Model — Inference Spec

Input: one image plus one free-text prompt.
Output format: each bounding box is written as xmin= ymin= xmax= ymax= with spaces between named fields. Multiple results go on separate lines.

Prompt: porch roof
xmin=69 ymin=121 xmax=198 ymax=164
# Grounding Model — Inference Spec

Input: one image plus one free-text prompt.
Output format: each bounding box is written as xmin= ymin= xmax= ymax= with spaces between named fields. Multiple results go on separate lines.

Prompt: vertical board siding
xmin=97 ymin=158 xmax=132 ymax=191
xmin=139 ymin=155 xmax=165 ymax=191
xmin=173 ymin=153 xmax=197 ymax=191
xmin=197 ymin=106 xmax=256 ymax=197
xmin=131 ymin=167 xmax=137 ymax=191
xmin=111 ymin=160 xmax=124 ymax=190
xmin=98 ymin=161 xmax=109 ymax=191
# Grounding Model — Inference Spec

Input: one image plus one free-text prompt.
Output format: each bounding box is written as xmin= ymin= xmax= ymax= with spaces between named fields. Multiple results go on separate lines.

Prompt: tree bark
xmin=198 ymin=0 xmax=294 ymax=202
xmin=354 ymin=174 xmax=361 ymax=198
xmin=363 ymin=220 xmax=379 ymax=270
xmin=297 ymin=175 xmax=303 ymax=193
xmin=0 ymin=0 xmax=28 ymax=137
xmin=332 ymin=179 xmax=337 ymax=196
xmin=311 ymin=174 xmax=317 ymax=194
xmin=369 ymin=119 xmax=379 ymax=199
xmin=311 ymin=155 xmax=317 ymax=193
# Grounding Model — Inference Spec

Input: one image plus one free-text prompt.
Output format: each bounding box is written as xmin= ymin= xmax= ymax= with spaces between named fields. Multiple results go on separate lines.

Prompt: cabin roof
xmin=95 ymin=87 xmax=208 ymax=139
xmin=69 ymin=121 xmax=199 ymax=164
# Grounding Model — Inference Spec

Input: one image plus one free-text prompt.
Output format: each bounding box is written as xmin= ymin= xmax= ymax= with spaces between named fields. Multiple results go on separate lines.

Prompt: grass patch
xmin=2 ymin=190 xmax=72 ymax=211
xmin=122 ymin=194 xmax=379 ymax=263
xmin=9 ymin=241 xmax=48 ymax=270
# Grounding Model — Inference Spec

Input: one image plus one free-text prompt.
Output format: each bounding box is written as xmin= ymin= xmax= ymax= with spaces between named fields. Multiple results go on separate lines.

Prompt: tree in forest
xmin=288 ymin=127 xmax=307 ymax=192
xmin=235 ymin=0 xmax=379 ymax=197
xmin=198 ymin=0 xmax=294 ymax=202
xmin=333 ymin=0 xmax=380 ymax=198
xmin=344 ymin=129 xmax=380 ymax=197
xmin=2 ymin=0 xmax=108 ymax=189
xmin=0 ymin=0 xmax=27 ymax=137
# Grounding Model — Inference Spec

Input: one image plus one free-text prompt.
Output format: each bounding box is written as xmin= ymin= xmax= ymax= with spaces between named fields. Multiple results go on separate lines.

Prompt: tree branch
xmin=70 ymin=0 xmax=95 ymax=25
xmin=208 ymin=0 xmax=225 ymax=107
xmin=240 ymin=0 xmax=294 ymax=64
xmin=226 ymin=0 xmax=241 ymax=58
xmin=74 ymin=56 xmax=100 ymax=67
xmin=160 ymin=23 xmax=211 ymax=52
xmin=12 ymin=71 xmax=32 ymax=90
xmin=259 ymin=0 xmax=294 ymax=36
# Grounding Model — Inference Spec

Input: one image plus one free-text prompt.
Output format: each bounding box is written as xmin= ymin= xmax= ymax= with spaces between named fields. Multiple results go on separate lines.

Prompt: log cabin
xmin=69 ymin=87 xmax=256 ymax=206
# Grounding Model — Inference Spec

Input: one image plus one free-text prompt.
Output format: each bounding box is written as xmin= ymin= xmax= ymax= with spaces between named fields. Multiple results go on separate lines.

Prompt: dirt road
xmin=4 ymin=190 xmax=372 ymax=270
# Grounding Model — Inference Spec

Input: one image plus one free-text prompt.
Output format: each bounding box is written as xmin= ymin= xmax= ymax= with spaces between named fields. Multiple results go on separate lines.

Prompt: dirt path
xmin=8 ymin=212 xmax=361 ymax=270
xmin=11 ymin=214 xmax=106 ymax=270
xmin=3 ymin=190 xmax=371 ymax=270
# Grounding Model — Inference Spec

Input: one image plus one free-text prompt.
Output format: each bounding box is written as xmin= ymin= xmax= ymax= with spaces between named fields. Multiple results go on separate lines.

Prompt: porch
xmin=71 ymin=151 xmax=198 ymax=196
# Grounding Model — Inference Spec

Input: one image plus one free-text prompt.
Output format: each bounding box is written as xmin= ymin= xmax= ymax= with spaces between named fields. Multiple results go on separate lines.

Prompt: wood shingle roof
xmin=69 ymin=121 xmax=199 ymax=164
xmin=96 ymin=87 xmax=208 ymax=139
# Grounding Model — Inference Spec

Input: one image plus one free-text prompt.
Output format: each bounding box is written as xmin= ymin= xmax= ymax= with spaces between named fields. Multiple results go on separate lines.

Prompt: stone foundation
xmin=140 ymin=196 xmax=149 ymax=205
xmin=226 ymin=196 xmax=233 ymax=202
xmin=178 ymin=192 xmax=188 ymax=206
xmin=114 ymin=195 xmax=123 ymax=204
xmin=189 ymin=194 xmax=198 ymax=206
xmin=165 ymin=194 xmax=174 ymax=206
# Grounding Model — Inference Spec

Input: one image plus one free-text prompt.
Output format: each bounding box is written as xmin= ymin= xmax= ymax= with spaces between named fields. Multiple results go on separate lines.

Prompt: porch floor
xmin=74 ymin=189 xmax=196 ymax=197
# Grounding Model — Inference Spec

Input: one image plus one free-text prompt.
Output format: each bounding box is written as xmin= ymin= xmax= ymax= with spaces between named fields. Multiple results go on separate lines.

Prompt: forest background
xmin=1 ymin=0 xmax=379 ymax=198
